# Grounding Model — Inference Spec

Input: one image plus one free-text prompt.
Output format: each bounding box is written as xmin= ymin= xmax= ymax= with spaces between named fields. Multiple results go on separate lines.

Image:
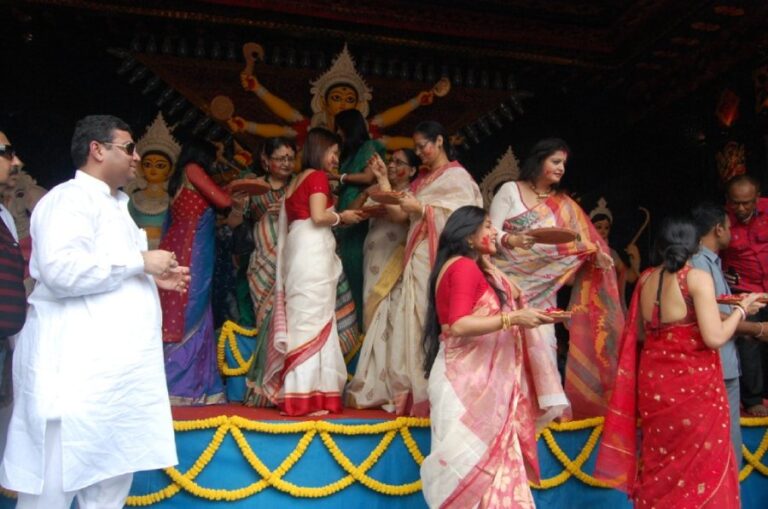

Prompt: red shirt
xmin=722 ymin=197 xmax=768 ymax=292
xmin=436 ymin=257 xmax=497 ymax=326
xmin=284 ymin=170 xmax=334 ymax=223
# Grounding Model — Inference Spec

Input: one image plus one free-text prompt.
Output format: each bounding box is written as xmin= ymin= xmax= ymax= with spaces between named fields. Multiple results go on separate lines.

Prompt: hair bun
xmin=662 ymin=244 xmax=689 ymax=272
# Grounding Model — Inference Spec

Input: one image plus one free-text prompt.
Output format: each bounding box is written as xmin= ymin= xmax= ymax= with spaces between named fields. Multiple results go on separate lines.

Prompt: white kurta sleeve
xmin=31 ymin=188 xmax=145 ymax=299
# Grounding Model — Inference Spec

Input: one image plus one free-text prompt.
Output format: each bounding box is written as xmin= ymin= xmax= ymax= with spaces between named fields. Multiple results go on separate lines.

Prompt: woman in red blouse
xmin=260 ymin=127 xmax=363 ymax=415
xmin=420 ymin=205 xmax=568 ymax=508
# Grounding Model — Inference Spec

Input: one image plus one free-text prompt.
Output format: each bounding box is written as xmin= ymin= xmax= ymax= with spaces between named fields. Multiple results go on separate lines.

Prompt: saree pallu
xmin=346 ymin=209 xmax=407 ymax=410
xmin=596 ymin=270 xmax=739 ymax=508
xmin=260 ymin=204 xmax=346 ymax=415
xmin=244 ymin=188 xmax=284 ymax=407
xmin=494 ymin=187 xmax=623 ymax=418
xmin=390 ymin=163 xmax=483 ymax=416
xmin=159 ymin=187 xmax=225 ymax=405
xmin=247 ymin=188 xmax=285 ymax=329
xmin=421 ymin=268 xmax=568 ymax=508
xmin=336 ymin=139 xmax=387 ymax=329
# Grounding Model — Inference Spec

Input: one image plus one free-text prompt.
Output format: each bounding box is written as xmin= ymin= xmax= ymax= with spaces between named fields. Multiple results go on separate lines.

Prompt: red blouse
xmin=436 ymin=257 xmax=496 ymax=326
xmin=285 ymin=170 xmax=334 ymax=223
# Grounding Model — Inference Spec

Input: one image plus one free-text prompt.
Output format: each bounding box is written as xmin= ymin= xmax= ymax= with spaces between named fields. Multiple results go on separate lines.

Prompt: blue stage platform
xmin=1 ymin=406 xmax=767 ymax=508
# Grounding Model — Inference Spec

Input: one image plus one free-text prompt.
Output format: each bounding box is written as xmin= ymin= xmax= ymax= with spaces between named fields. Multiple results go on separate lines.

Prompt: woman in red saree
xmin=420 ymin=206 xmax=568 ymax=508
xmin=595 ymin=217 xmax=764 ymax=508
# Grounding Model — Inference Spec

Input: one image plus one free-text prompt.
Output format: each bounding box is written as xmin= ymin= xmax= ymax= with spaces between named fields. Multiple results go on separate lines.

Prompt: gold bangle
xmin=500 ymin=312 xmax=511 ymax=330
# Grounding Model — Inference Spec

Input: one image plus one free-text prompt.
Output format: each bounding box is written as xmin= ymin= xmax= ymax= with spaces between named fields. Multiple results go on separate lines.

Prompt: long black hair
xmin=650 ymin=216 xmax=699 ymax=273
xmin=335 ymin=109 xmax=370 ymax=166
xmin=518 ymin=138 xmax=570 ymax=187
xmin=422 ymin=205 xmax=506 ymax=377
xmin=168 ymin=137 xmax=217 ymax=197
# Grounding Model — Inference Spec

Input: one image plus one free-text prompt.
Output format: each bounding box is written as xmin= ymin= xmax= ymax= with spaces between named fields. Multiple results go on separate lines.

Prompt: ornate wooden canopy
xmin=10 ymin=0 xmax=768 ymax=150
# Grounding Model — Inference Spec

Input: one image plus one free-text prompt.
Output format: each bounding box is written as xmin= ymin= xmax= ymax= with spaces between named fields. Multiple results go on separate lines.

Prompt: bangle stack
xmin=733 ymin=304 xmax=747 ymax=321
xmin=331 ymin=211 xmax=341 ymax=227
xmin=500 ymin=312 xmax=512 ymax=330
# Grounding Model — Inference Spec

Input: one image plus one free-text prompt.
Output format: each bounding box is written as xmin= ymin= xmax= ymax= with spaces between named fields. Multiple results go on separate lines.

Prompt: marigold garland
xmin=741 ymin=420 xmax=768 ymax=481
xmin=218 ymin=324 xmax=367 ymax=379
xmin=216 ymin=320 xmax=258 ymax=377
xmin=0 ymin=412 xmax=765 ymax=507
xmin=126 ymin=416 xmax=429 ymax=505
xmin=531 ymin=424 xmax=609 ymax=489
xmin=1 ymin=402 xmax=761 ymax=505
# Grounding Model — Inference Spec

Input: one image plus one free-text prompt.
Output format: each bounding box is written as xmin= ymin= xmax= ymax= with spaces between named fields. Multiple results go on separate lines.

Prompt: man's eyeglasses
xmin=0 ymin=144 xmax=16 ymax=161
xmin=101 ymin=141 xmax=137 ymax=156
xmin=270 ymin=155 xmax=295 ymax=164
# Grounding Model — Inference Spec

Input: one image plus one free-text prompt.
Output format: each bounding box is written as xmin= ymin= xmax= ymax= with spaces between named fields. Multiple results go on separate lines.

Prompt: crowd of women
xmin=134 ymin=113 xmax=764 ymax=507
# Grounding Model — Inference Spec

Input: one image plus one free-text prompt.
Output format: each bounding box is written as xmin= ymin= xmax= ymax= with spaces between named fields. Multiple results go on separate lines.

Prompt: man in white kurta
xmin=0 ymin=115 xmax=187 ymax=509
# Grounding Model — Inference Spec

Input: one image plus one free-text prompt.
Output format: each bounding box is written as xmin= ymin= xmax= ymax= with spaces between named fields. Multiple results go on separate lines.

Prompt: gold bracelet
xmin=500 ymin=312 xmax=511 ymax=330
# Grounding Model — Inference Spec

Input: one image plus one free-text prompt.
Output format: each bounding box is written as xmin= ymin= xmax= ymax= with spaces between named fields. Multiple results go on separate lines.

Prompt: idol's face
xmin=325 ymin=85 xmax=359 ymax=117
xmin=593 ymin=218 xmax=611 ymax=241
xmin=141 ymin=153 xmax=173 ymax=184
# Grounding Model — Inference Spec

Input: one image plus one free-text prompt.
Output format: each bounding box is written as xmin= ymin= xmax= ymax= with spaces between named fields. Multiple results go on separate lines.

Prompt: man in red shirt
xmin=722 ymin=175 xmax=768 ymax=416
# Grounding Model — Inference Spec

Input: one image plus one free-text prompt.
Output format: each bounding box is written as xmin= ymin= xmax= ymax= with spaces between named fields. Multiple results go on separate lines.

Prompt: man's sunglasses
xmin=101 ymin=141 xmax=137 ymax=156
xmin=0 ymin=144 xmax=15 ymax=160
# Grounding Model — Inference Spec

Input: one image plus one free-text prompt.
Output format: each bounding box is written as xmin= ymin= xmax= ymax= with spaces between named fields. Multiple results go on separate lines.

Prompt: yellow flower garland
xmin=216 ymin=320 xmax=258 ymax=377
xmin=741 ymin=416 xmax=768 ymax=481
xmin=4 ymin=405 xmax=766 ymax=505
xmin=531 ymin=425 xmax=610 ymax=489
xmin=126 ymin=416 xmax=429 ymax=505
xmin=217 ymin=322 xmax=365 ymax=379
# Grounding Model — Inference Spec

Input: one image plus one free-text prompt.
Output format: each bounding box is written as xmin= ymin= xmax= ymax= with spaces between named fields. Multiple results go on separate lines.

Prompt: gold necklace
xmin=529 ymin=183 xmax=551 ymax=200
